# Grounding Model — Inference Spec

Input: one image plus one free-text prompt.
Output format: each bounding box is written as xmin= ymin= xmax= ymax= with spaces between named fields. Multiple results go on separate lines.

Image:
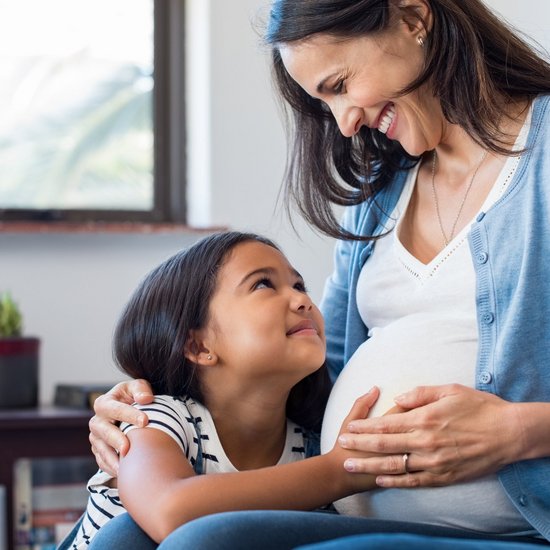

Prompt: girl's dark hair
xmin=113 ymin=231 xmax=331 ymax=431
xmin=265 ymin=0 xmax=550 ymax=240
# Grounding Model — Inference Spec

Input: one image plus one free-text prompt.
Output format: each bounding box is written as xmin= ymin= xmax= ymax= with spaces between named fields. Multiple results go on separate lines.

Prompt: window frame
xmin=0 ymin=0 xmax=186 ymax=225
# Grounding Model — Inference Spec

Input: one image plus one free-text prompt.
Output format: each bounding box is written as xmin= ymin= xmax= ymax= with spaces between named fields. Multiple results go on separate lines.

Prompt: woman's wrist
xmin=512 ymin=401 xmax=550 ymax=462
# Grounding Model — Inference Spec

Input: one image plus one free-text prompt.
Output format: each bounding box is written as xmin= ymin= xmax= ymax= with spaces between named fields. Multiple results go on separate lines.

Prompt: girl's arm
xmin=118 ymin=392 xmax=379 ymax=543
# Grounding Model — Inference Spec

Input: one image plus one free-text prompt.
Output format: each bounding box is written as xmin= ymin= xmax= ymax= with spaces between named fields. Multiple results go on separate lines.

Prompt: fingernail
xmin=137 ymin=416 xmax=146 ymax=428
xmin=394 ymin=393 xmax=407 ymax=403
xmin=338 ymin=435 xmax=348 ymax=447
xmin=376 ymin=476 xmax=387 ymax=487
xmin=344 ymin=459 xmax=355 ymax=472
xmin=136 ymin=392 xmax=152 ymax=399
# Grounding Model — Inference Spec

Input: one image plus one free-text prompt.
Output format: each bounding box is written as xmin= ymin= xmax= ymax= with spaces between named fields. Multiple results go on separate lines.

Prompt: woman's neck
xmin=435 ymin=98 xmax=530 ymax=176
xmin=401 ymin=98 xmax=531 ymax=264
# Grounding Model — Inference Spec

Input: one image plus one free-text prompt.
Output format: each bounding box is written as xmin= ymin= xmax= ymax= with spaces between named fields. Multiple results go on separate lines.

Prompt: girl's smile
xmin=286 ymin=319 xmax=320 ymax=337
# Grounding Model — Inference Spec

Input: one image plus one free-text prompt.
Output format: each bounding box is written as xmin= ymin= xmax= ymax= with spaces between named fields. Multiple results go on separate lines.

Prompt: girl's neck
xmin=205 ymin=385 xmax=291 ymax=471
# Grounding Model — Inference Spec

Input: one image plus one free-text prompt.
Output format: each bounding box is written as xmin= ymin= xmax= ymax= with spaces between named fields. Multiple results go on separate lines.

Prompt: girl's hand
xmin=338 ymin=384 xmax=523 ymax=488
xmin=329 ymin=387 xmax=405 ymax=493
xmin=89 ymin=379 xmax=154 ymax=475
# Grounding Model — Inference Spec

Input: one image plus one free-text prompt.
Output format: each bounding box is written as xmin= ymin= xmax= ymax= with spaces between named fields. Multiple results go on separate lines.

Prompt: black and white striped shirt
xmin=69 ymin=395 xmax=314 ymax=548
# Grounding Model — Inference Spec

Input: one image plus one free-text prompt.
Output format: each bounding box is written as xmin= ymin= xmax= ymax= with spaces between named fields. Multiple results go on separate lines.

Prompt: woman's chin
xmin=398 ymin=139 xmax=429 ymax=157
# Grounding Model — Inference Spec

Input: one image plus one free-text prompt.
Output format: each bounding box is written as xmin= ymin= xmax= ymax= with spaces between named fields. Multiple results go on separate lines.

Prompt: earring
xmin=417 ymin=35 xmax=425 ymax=47
xmin=207 ymin=354 xmax=212 ymax=361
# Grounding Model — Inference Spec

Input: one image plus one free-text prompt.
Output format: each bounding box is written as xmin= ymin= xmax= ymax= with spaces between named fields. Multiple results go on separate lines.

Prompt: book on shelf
xmin=14 ymin=459 xmax=31 ymax=550
xmin=54 ymin=383 xmax=117 ymax=409
xmin=13 ymin=456 xmax=97 ymax=550
xmin=0 ymin=485 xmax=7 ymax=550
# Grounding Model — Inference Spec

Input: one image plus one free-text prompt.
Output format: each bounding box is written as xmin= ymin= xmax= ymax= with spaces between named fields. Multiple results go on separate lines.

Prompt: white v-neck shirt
xmin=320 ymin=112 xmax=535 ymax=534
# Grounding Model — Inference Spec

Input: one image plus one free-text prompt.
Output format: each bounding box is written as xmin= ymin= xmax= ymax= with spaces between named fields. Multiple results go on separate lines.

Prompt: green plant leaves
xmin=0 ymin=292 xmax=23 ymax=337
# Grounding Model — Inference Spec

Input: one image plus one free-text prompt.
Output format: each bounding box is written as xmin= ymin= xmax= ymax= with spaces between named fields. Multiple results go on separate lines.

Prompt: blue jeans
xmin=87 ymin=512 xmax=157 ymax=550
xmin=87 ymin=510 xmax=547 ymax=550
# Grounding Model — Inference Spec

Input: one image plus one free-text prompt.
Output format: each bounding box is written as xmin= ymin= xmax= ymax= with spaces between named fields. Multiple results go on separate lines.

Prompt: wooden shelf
xmin=0 ymin=221 xmax=226 ymax=234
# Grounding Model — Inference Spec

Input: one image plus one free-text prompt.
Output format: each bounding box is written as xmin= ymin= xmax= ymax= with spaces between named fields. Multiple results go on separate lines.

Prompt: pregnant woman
xmin=88 ymin=0 xmax=550 ymax=548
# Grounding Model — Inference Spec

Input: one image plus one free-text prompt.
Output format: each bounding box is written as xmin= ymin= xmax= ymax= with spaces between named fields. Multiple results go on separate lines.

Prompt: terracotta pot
xmin=0 ymin=337 xmax=39 ymax=408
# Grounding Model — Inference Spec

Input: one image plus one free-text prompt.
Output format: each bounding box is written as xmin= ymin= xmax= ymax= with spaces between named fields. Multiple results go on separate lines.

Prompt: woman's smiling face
xmin=279 ymin=26 xmax=445 ymax=156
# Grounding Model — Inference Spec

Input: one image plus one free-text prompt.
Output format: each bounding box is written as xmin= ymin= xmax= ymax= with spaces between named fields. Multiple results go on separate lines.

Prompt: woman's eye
xmin=254 ymin=278 xmax=274 ymax=290
xmin=334 ymin=79 xmax=346 ymax=94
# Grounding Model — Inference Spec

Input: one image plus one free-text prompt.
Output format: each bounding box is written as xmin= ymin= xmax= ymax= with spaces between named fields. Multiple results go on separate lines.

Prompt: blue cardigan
xmin=320 ymin=95 xmax=550 ymax=541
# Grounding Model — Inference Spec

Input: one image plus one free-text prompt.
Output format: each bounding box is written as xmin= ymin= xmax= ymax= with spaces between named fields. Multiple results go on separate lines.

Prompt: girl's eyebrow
xmin=238 ymin=267 xmax=303 ymax=287
xmin=238 ymin=267 xmax=275 ymax=287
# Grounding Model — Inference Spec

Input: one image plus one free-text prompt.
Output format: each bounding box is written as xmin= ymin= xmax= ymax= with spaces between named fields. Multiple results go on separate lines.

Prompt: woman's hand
xmin=338 ymin=384 xmax=524 ymax=488
xmin=89 ymin=379 xmax=154 ymax=476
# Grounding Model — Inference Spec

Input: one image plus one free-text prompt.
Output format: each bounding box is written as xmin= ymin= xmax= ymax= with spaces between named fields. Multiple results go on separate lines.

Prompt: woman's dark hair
xmin=265 ymin=0 xmax=550 ymax=240
xmin=113 ymin=231 xmax=331 ymax=431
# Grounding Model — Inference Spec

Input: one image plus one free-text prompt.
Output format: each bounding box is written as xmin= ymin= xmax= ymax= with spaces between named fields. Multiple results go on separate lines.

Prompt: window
xmin=0 ymin=0 xmax=186 ymax=224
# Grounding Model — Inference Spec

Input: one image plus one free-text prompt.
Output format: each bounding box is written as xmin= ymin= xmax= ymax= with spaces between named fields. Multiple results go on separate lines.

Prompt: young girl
xmin=66 ymin=232 xmax=379 ymax=547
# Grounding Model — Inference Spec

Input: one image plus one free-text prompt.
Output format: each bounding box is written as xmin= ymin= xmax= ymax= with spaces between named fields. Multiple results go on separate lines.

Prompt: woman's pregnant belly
xmin=319 ymin=324 xmax=532 ymax=533
xmin=321 ymin=319 xmax=477 ymax=452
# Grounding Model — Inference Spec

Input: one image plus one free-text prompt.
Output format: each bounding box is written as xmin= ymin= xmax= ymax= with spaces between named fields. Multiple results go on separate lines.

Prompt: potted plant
xmin=0 ymin=292 xmax=39 ymax=408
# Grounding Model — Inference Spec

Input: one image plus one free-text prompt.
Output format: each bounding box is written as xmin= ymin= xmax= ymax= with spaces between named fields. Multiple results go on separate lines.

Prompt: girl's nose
xmin=291 ymin=289 xmax=313 ymax=312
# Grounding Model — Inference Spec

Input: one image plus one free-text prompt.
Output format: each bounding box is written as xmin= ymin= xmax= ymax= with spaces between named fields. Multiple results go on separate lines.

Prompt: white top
xmin=321 ymin=111 xmax=535 ymax=534
xmin=69 ymin=395 xmax=309 ymax=549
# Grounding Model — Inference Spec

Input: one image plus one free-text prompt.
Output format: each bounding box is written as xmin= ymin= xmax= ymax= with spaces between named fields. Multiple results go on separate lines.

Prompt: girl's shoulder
xmin=121 ymin=394 xmax=205 ymax=456
xmin=128 ymin=394 xmax=199 ymax=423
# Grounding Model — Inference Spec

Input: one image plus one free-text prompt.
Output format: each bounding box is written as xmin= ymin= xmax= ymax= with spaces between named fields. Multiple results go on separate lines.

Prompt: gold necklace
xmin=430 ymin=150 xmax=488 ymax=246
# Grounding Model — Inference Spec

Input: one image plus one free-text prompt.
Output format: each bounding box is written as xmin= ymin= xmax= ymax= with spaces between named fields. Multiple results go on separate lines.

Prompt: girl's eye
xmin=294 ymin=281 xmax=308 ymax=293
xmin=253 ymin=277 xmax=274 ymax=290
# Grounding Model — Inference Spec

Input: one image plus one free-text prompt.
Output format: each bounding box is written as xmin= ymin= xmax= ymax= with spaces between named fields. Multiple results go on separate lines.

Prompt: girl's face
xmin=279 ymin=26 xmax=446 ymax=156
xmin=203 ymin=241 xmax=325 ymax=385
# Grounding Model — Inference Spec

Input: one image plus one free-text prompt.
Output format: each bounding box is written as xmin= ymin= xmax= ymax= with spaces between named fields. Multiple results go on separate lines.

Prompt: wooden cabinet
xmin=0 ymin=407 xmax=93 ymax=550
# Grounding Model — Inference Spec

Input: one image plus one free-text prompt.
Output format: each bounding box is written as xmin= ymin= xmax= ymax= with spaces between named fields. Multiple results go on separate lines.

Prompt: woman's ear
xmin=397 ymin=0 xmax=433 ymax=36
xmin=184 ymin=330 xmax=218 ymax=366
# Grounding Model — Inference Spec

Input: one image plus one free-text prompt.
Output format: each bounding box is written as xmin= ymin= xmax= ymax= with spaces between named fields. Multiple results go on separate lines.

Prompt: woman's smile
xmin=377 ymin=103 xmax=397 ymax=136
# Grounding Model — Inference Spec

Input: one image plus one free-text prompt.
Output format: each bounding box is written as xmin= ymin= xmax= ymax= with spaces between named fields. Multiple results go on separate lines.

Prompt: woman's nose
xmin=332 ymin=103 xmax=363 ymax=137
